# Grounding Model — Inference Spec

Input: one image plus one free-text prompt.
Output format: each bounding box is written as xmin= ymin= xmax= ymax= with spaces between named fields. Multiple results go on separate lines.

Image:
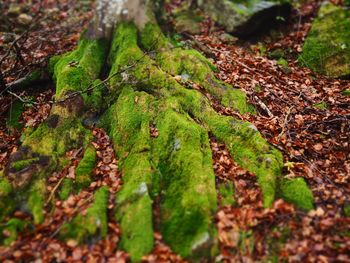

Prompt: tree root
xmin=0 ymin=8 xmax=313 ymax=261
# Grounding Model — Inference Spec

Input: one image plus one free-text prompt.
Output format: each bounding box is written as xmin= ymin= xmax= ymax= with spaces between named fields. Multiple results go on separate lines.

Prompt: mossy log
xmin=0 ymin=0 xmax=313 ymax=261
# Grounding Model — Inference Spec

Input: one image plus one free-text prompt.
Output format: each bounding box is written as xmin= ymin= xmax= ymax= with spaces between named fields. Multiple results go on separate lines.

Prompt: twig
xmin=253 ymin=95 xmax=274 ymax=118
xmin=7 ymin=90 xmax=32 ymax=104
xmin=278 ymin=106 xmax=294 ymax=140
xmin=45 ymin=176 xmax=65 ymax=206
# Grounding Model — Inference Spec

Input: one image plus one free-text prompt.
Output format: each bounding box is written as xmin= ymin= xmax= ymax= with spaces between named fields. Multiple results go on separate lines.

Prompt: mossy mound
xmin=299 ymin=2 xmax=350 ymax=78
xmin=75 ymin=145 xmax=97 ymax=191
xmin=101 ymin=21 xmax=298 ymax=260
xmin=59 ymin=186 xmax=109 ymax=242
xmin=279 ymin=177 xmax=314 ymax=211
xmin=1 ymin=36 xmax=108 ymax=225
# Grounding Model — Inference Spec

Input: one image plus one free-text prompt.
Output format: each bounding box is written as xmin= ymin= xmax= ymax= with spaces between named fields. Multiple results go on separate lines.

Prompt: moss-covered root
xmin=59 ymin=186 xmax=109 ymax=242
xmin=140 ymin=23 xmax=252 ymax=113
xmin=279 ymin=177 xmax=314 ymax=211
xmin=75 ymin=145 xmax=97 ymax=191
xmin=175 ymin=88 xmax=283 ymax=207
xmin=2 ymin=36 xmax=108 ymax=224
xmin=102 ymin=88 xmax=155 ymax=261
xmin=153 ymin=108 xmax=218 ymax=259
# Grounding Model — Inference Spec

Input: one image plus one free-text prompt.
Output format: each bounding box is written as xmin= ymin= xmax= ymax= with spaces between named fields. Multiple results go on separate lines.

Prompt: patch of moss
xmin=85 ymin=79 xmax=106 ymax=111
xmin=52 ymin=37 xmax=108 ymax=99
xmin=299 ymin=3 xmax=350 ymax=78
xmin=6 ymin=101 xmax=24 ymax=130
xmin=75 ymin=145 xmax=96 ymax=191
xmin=174 ymin=88 xmax=283 ymax=207
xmin=279 ymin=177 xmax=314 ymax=211
xmin=341 ymin=89 xmax=350 ymax=96
xmin=0 ymin=218 xmax=27 ymax=246
xmin=27 ymin=179 xmax=46 ymax=224
xmin=11 ymin=157 xmax=40 ymax=172
xmin=59 ymin=186 xmax=109 ymax=242
xmin=103 ymin=88 xmax=156 ymax=260
xmin=23 ymin=118 xmax=91 ymax=158
xmin=218 ymin=181 xmax=235 ymax=206
xmin=118 ymin=193 xmax=154 ymax=262
xmin=343 ymin=203 xmax=350 ymax=217
xmin=0 ymin=173 xmax=12 ymax=197
xmin=156 ymin=48 xmax=251 ymax=113
xmin=313 ymin=101 xmax=328 ymax=110
xmin=0 ymin=174 xmax=15 ymax=222
xmin=269 ymin=48 xmax=285 ymax=60
xmin=59 ymin=178 xmax=73 ymax=200
xmin=153 ymin=108 xmax=217 ymax=258
xmin=104 ymin=21 xmax=292 ymax=259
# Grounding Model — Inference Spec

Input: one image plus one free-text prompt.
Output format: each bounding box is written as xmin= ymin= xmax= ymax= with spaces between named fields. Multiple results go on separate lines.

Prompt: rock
xmin=17 ymin=14 xmax=33 ymax=26
xmin=199 ymin=0 xmax=291 ymax=36
xmin=299 ymin=3 xmax=350 ymax=78
xmin=218 ymin=33 xmax=238 ymax=44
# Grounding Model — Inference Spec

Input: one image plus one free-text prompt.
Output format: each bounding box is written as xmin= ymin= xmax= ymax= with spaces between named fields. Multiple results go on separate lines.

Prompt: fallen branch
xmin=253 ymin=95 xmax=274 ymax=118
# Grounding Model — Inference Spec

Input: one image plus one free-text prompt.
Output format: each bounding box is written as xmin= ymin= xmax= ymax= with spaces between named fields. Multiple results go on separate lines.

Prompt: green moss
xmin=313 ymin=101 xmax=328 ymax=110
xmin=6 ymin=101 xmax=24 ymax=130
xmin=104 ymin=88 xmax=156 ymax=260
xmin=85 ymin=79 xmax=105 ymax=111
xmin=153 ymin=108 xmax=217 ymax=258
xmin=53 ymin=38 xmax=108 ymax=99
xmin=60 ymin=186 xmax=109 ymax=242
xmin=341 ymin=89 xmax=350 ymax=96
xmin=75 ymin=145 xmax=96 ymax=191
xmin=343 ymin=203 xmax=350 ymax=217
xmin=59 ymin=178 xmax=73 ymax=200
xmin=104 ymin=21 xmax=289 ymax=259
xmin=299 ymin=3 xmax=350 ymax=78
xmin=279 ymin=177 xmax=314 ymax=211
xmin=27 ymin=179 xmax=46 ymax=224
xmin=0 ymin=174 xmax=15 ymax=222
xmin=155 ymin=46 xmax=251 ymax=113
xmin=118 ymin=193 xmax=154 ymax=262
xmin=11 ymin=157 xmax=40 ymax=171
xmin=0 ymin=218 xmax=27 ymax=246
xmin=23 ymin=118 xmax=91 ymax=157
xmin=140 ymin=22 xmax=170 ymax=51
xmin=48 ymin=55 xmax=62 ymax=76
xmin=269 ymin=48 xmax=285 ymax=60
xmin=174 ymin=88 xmax=283 ymax=207
xmin=218 ymin=181 xmax=235 ymax=206
xmin=0 ymin=173 xmax=12 ymax=197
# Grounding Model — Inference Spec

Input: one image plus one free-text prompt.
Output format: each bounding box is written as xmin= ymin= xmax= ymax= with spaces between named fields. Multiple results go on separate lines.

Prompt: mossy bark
xmin=0 ymin=0 xmax=313 ymax=261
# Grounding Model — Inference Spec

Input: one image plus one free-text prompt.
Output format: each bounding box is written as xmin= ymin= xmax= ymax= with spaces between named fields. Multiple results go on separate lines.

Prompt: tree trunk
xmin=0 ymin=0 xmax=311 ymax=261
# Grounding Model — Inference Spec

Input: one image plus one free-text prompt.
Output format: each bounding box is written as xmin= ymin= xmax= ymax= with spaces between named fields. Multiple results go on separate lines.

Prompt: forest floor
xmin=0 ymin=0 xmax=350 ymax=262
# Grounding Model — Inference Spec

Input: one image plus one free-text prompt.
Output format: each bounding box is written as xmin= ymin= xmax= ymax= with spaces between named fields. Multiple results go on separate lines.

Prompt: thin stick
xmin=45 ymin=176 xmax=65 ymax=206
